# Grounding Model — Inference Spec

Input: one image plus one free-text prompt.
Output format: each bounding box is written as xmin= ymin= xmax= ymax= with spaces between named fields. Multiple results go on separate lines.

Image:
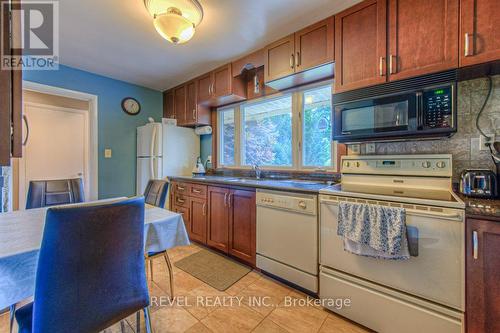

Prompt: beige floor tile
xmin=165 ymin=270 xmax=205 ymax=296
xmin=318 ymin=314 xmax=372 ymax=333
xmin=151 ymin=306 xmax=198 ymax=333
xmin=237 ymin=276 xmax=291 ymax=316
xmin=183 ymin=285 xmax=231 ymax=320
xmin=225 ymin=271 xmax=262 ymax=296
xmin=267 ymin=295 xmax=329 ymax=333
xmin=184 ymin=322 xmax=213 ymax=333
xmin=252 ymin=318 xmax=288 ymax=333
xmin=201 ymin=305 xmax=264 ymax=333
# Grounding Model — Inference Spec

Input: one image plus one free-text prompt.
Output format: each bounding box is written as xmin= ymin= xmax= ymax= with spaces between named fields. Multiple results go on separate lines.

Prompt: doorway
xmin=13 ymin=82 xmax=98 ymax=210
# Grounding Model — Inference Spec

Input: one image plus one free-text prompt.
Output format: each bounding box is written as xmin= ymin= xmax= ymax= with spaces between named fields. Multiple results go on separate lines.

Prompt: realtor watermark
xmin=151 ymin=296 xmax=352 ymax=310
xmin=1 ymin=0 xmax=59 ymax=70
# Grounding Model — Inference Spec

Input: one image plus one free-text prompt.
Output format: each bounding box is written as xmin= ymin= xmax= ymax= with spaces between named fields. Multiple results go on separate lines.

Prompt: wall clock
xmin=121 ymin=97 xmax=141 ymax=115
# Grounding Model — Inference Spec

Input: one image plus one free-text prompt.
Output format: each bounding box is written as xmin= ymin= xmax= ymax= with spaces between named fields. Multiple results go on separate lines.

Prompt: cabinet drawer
xmin=172 ymin=205 xmax=190 ymax=223
xmin=174 ymin=194 xmax=190 ymax=208
xmin=190 ymin=184 xmax=207 ymax=198
xmin=173 ymin=182 xmax=191 ymax=195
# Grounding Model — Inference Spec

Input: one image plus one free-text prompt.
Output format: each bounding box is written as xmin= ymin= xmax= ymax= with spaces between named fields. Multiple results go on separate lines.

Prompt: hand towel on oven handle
xmin=337 ymin=202 xmax=410 ymax=260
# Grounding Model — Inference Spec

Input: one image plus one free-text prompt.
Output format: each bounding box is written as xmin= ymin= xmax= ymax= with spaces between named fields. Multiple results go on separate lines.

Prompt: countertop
xmin=169 ymin=175 xmax=334 ymax=194
xmin=456 ymin=193 xmax=500 ymax=221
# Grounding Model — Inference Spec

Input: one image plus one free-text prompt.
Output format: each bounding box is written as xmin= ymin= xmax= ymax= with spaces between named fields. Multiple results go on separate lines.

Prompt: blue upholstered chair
xmin=26 ymin=178 xmax=85 ymax=209
xmin=143 ymin=179 xmax=174 ymax=299
xmin=15 ymin=197 xmax=153 ymax=333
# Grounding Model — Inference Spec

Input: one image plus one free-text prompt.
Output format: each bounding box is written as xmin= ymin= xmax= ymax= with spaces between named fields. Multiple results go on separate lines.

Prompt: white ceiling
xmin=59 ymin=0 xmax=361 ymax=91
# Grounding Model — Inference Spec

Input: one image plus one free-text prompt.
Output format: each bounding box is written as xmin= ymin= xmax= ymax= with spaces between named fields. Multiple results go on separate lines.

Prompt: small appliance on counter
xmin=192 ymin=157 xmax=206 ymax=176
xmin=460 ymin=169 xmax=498 ymax=199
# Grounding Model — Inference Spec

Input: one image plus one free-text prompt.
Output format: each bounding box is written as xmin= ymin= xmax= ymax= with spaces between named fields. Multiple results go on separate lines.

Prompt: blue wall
xmin=200 ymin=134 xmax=212 ymax=165
xmin=23 ymin=65 xmax=163 ymax=199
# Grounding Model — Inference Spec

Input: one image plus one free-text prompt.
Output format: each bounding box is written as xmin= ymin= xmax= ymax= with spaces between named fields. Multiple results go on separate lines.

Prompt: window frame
xmin=217 ymin=80 xmax=338 ymax=172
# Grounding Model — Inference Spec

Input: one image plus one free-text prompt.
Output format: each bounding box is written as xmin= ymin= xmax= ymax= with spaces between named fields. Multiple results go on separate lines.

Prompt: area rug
xmin=174 ymin=249 xmax=251 ymax=291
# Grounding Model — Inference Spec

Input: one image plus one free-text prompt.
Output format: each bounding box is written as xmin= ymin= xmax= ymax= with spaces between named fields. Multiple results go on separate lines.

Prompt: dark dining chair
xmin=25 ymin=178 xmax=85 ymax=209
xmin=143 ymin=179 xmax=174 ymax=300
xmin=15 ymin=197 xmax=153 ymax=333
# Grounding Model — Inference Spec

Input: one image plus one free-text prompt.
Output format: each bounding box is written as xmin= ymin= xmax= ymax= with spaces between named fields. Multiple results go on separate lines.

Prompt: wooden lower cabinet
xmin=189 ymin=197 xmax=207 ymax=243
xmin=171 ymin=181 xmax=257 ymax=266
xmin=228 ymin=190 xmax=256 ymax=266
xmin=207 ymin=186 xmax=230 ymax=252
xmin=466 ymin=217 xmax=500 ymax=333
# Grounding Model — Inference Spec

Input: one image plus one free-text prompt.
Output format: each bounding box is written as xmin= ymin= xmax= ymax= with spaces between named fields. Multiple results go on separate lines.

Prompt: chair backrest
xmin=26 ymin=178 xmax=84 ymax=210
xmin=143 ymin=179 xmax=169 ymax=207
xmin=33 ymin=197 xmax=149 ymax=333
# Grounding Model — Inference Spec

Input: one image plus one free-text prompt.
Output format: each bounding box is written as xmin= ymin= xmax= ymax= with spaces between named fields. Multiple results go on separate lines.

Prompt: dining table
xmin=0 ymin=198 xmax=190 ymax=313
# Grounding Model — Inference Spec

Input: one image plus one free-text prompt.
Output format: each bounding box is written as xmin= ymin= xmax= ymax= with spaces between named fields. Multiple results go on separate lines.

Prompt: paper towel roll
xmin=194 ymin=126 xmax=212 ymax=135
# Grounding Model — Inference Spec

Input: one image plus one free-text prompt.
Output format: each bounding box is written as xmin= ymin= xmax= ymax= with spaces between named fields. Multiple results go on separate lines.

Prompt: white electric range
xmin=319 ymin=154 xmax=465 ymax=333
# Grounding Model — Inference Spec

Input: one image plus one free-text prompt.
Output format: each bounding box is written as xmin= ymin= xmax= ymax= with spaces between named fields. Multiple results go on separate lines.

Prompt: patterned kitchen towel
xmin=337 ymin=202 xmax=410 ymax=260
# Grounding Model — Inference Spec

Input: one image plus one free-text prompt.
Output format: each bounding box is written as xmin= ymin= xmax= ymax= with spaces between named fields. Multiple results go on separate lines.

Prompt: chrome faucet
xmin=253 ymin=164 xmax=262 ymax=180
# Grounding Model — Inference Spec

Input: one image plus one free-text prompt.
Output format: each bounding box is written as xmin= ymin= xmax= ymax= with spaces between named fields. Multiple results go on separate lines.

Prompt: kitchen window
xmin=218 ymin=83 xmax=336 ymax=171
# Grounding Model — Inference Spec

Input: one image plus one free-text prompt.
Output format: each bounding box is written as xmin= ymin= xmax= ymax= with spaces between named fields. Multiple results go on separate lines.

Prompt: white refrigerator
xmin=136 ymin=120 xmax=200 ymax=196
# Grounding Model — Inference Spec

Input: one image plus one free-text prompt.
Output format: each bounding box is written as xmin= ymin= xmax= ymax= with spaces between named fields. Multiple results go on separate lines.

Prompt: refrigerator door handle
xmin=150 ymin=126 xmax=157 ymax=179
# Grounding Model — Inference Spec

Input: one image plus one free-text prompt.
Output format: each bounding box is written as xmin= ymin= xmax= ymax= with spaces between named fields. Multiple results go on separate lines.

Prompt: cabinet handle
xmin=224 ymin=193 xmax=227 ymax=206
xmin=177 ymin=198 xmax=185 ymax=204
xmin=228 ymin=194 xmax=232 ymax=208
xmin=389 ymin=54 xmax=396 ymax=74
xmin=473 ymin=230 xmax=478 ymax=260
xmin=177 ymin=186 xmax=185 ymax=191
xmin=296 ymin=52 xmax=300 ymax=67
xmin=22 ymin=114 xmax=29 ymax=146
xmin=211 ymin=83 xmax=215 ymax=96
xmin=202 ymin=203 xmax=206 ymax=216
xmin=192 ymin=109 xmax=196 ymax=120
xmin=464 ymin=33 xmax=473 ymax=57
xmin=290 ymin=54 xmax=294 ymax=69
xmin=379 ymin=57 xmax=385 ymax=76
xmin=192 ymin=189 xmax=201 ymax=193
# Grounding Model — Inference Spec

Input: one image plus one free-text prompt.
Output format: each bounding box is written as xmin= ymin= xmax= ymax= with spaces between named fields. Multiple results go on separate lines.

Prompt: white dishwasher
xmin=256 ymin=189 xmax=318 ymax=293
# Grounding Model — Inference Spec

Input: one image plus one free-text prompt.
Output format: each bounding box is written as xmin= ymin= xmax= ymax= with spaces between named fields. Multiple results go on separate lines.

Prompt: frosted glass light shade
xmin=154 ymin=11 xmax=195 ymax=44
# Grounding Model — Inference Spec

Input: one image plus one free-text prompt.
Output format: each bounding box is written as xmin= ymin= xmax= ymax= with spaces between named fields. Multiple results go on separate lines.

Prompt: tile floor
xmin=0 ymin=244 xmax=371 ymax=333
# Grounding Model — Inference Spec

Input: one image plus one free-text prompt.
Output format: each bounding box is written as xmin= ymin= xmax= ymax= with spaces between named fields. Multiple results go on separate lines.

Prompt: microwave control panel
xmin=422 ymin=86 xmax=453 ymax=129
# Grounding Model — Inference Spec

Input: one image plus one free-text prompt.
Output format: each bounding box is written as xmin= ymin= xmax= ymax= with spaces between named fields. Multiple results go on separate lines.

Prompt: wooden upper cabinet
xmin=232 ymin=49 xmax=265 ymax=77
xmin=163 ymin=90 xmax=175 ymax=119
xmin=460 ymin=0 xmax=500 ymax=67
xmin=466 ymin=218 xmax=500 ymax=333
xmin=265 ymin=35 xmax=295 ymax=82
xmin=295 ymin=16 xmax=334 ymax=73
xmin=335 ymin=0 xmax=387 ymax=93
xmin=228 ymin=189 xmax=256 ymax=266
xmin=185 ymin=80 xmax=197 ymax=124
xmin=173 ymin=85 xmax=187 ymax=125
xmin=388 ymin=0 xmax=459 ymax=81
xmin=197 ymin=73 xmax=213 ymax=104
xmin=207 ymin=186 xmax=230 ymax=252
xmin=212 ymin=64 xmax=232 ymax=98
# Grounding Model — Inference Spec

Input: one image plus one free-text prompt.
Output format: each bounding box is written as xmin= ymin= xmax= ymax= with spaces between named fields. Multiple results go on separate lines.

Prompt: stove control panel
xmin=341 ymin=154 xmax=452 ymax=177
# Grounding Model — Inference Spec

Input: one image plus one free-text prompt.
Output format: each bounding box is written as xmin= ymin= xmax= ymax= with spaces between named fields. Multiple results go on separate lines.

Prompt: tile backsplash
xmin=348 ymin=75 xmax=500 ymax=183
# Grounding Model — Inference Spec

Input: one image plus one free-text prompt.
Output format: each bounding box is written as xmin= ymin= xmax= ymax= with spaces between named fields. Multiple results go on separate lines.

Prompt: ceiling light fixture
xmin=144 ymin=0 xmax=203 ymax=45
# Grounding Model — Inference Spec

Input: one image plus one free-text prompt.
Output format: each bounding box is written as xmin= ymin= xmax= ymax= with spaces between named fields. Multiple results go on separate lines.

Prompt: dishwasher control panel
xmin=256 ymin=190 xmax=317 ymax=215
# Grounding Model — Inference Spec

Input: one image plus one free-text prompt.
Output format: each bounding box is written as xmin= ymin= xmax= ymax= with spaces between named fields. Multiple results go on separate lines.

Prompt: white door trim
xmin=22 ymin=81 xmax=98 ymax=200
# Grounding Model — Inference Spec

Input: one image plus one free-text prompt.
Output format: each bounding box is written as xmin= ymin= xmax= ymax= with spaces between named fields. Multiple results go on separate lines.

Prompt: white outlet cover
xmin=206 ymin=155 xmax=212 ymax=163
xmin=365 ymin=143 xmax=376 ymax=154
xmin=104 ymin=149 xmax=112 ymax=158
xmin=479 ymin=134 xmax=494 ymax=151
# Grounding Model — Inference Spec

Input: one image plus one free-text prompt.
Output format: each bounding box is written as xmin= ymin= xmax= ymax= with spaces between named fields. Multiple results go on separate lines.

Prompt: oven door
xmin=319 ymin=195 xmax=464 ymax=311
xmin=333 ymin=92 xmax=417 ymax=141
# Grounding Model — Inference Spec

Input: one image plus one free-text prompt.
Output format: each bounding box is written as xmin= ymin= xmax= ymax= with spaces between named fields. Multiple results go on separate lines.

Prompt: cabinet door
xmin=190 ymin=197 xmax=207 ymax=244
xmin=185 ymin=80 xmax=197 ymax=124
xmin=197 ymin=73 xmax=213 ymax=104
xmin=334 ymin=0 xmax=387 ymax=93
xmin=460 ymin=0 xmax=500 ymax=67
xmin=173 ymin=85 xmax=187 ymax=125
xmin=207 ymin=186 xmax=229 ymax=252
xmin=212 ymin=64 xmax=232 ymax=98
xmin=228 ymin=189 xmax=256 ymax=266
xmin=466 ymin=218 xmax=500 ymax=333
xmin=388 ymin=0 xmax=458 ymax=81
xmin=264 ymin=34 xmax=295 ymax=82
xmin=295 ymin=16 xmax=334 ymax=73
xmin=172 ymin=205 xmax=190 ymax=237
xmin=163 ymin=90 xmax=175 ymax=119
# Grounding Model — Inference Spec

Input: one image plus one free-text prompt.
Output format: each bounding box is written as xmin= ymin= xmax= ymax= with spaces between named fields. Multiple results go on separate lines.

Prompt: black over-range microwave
xmin=332 ymin=71 xmax=458 ymax=142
